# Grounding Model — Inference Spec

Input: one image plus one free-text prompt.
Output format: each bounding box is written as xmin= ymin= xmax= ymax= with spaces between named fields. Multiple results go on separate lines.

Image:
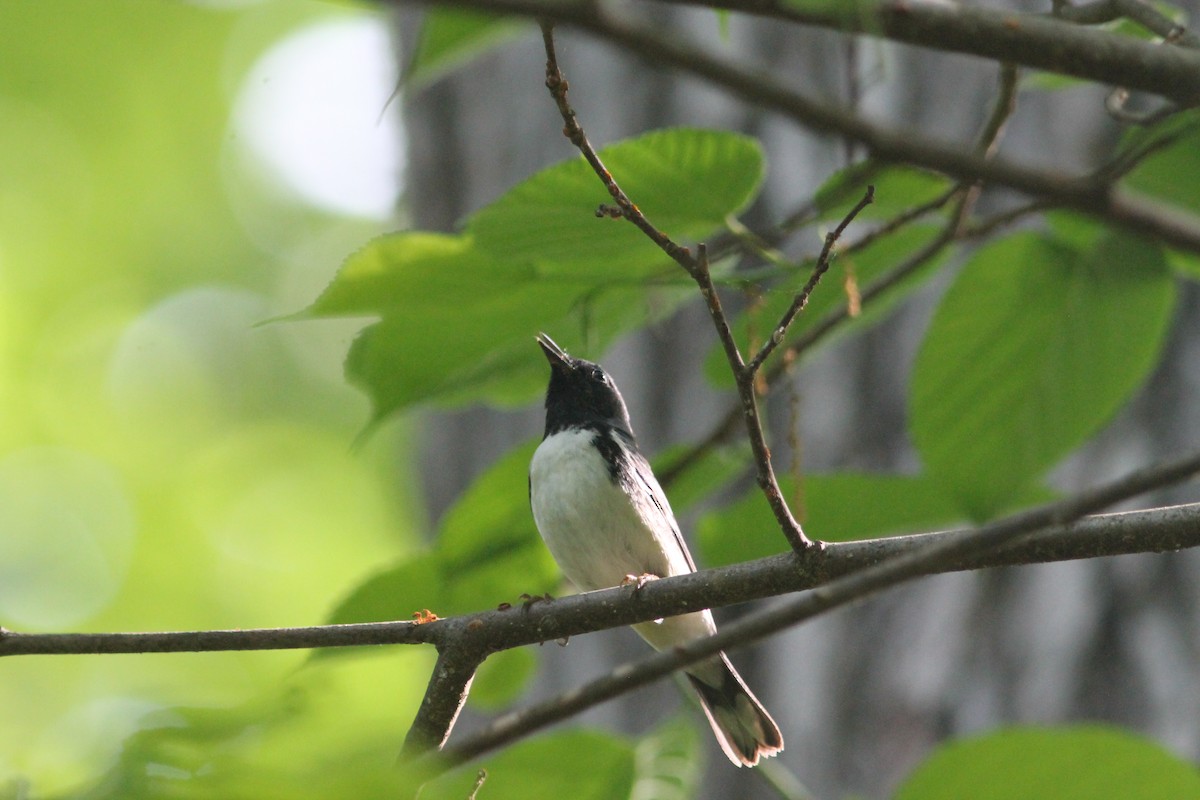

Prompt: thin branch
xmin=539 ymin=21 xmax=694 ymax=273
xmin=430 ymin=455 xmax=1200 ymax=769
xmin=1053 ymin=0 xmax=1200 ymax=48
xmin=697 ymin=247 xmax=813 ymax=553
xmin=747 ymin=185 xmax=874 ymax=374
xmin=0 ymin=619 xmax=433 ymax=656
xmin=976 ymin=63 xmax=1020 ymax=158
xmin=399 ymin=0 xmax=1200 ymax=103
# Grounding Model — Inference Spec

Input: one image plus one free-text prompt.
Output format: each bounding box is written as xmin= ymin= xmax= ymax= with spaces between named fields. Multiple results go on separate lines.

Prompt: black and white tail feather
xmin=529 ymin=332 xmax=783 ymax=767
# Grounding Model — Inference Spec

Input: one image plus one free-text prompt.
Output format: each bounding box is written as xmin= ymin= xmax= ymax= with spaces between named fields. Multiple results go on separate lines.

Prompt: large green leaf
xmin=894 ymin=725 xmax=1200 ymax=800
xmin=470 ymin=128 xmax=765 ymax=279
xmin=910 ymin=231 xmax=1174 ymax=519
xmin=436 ymin=440 xmax=559 ymax=610
xmin=303 ymin=129 xmax=764 ymax=419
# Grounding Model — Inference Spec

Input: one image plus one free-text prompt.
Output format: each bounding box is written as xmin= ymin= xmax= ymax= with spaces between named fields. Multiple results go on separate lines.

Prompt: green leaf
xmin=321 ymin=442 xmax=558 ymax=660
xmin=471 ymin=128 xmax=765 ymax=279
xmin=696 ymin=486 xmax=785 ymax=568
xmin=1122 ymin=111 xmax=1200 ymax=214
xmin=469 ymin=647 xmax=538 ymax=710
xmin=653 ymin=442 xmax=751 ymax=509
xmin=304 ymin=129 xmax=763 ymax=419
xmin=305 ymin=232 xmax=522 ymax=317
xmin=799 ymin=473 xmax=964 ymax=542
xmin=632 ymin=716 xmax=704 ymax=800
xmin=698 ymin=472 xmax=969 ymax=565
xmin=437 ymin=440 xmax=539 ymax=555
xmin=405 ymin=9 xmax=527 ymax=90
xmin=910 ymin=231 xmax=1174 ymax=519
xmin=421 ymin=729 xmax=635 ymax=799
xmin=323 ymin=552 xmax=444 ymax=627
xmin=437 ymin=440 xmax=559 ymax=610
xmin=706 ymin=223 xmax=950 ymax=385
xmin=893 ymin=725 xmax=1200 ymax=800
xmin=815 ymin=163 xmax=951 ymax=222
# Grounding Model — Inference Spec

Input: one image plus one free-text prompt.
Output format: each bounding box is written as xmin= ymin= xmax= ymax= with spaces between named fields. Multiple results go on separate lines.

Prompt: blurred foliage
xmin=893 ymin=725 xmax=1200 ymax=799
xmin=0 ymin=1 xmax=427 ymax=797
xmin=4 ymin=1 xmax=1200 ymax=798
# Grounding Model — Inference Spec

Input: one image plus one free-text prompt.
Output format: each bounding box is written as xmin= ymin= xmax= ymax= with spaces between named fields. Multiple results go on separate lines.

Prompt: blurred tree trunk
xmin=393 ymin=5 xmax=1200 ymax=796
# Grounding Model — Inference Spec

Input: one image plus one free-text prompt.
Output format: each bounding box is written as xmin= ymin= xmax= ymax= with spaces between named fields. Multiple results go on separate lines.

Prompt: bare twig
xmin=466 ymin=770 xmax=488 ymax=800
xmin=539 ymin=24 xmax=814 ymax=552
xmin=698 ymin=247 xmax=814 ymax=553
xmin=0 ymin=619 xmax=432 ymax=656
xmin=747 ymin=185 xmax=874 ymax=374
xmin=539 ymin=21 xmax=693 ymax=272
xmin=655 ymin=0 xmax=1200 ymax=97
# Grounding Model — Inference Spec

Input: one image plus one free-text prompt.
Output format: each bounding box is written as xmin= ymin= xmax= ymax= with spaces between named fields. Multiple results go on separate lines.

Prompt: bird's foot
xmin=519 ymin=591 xmax=554 ymax=611
xmin=622 ymin=573 xmax=660 ymax=593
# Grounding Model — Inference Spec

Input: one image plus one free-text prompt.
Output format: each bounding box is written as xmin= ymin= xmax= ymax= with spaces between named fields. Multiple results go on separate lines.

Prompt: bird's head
xmin=537 ymin=332 xmax=633 ymax=436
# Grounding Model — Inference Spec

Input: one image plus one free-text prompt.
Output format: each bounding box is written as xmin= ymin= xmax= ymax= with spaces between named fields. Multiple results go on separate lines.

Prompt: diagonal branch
xmin=426 ymin=452 xmax=1200 ymax=770
xmin=400 ymin=645 xmax=486 ymax=758
xmin=747 ymin=185 xmax=874 ymax=374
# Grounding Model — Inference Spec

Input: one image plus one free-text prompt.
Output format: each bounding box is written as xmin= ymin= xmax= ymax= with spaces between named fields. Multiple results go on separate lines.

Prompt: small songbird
xmin=528 ymin=332 xmax=783 ymax=767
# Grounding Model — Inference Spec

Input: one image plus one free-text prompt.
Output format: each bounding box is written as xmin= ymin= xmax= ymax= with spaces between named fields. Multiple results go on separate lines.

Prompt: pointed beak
xmin=536 ymin=332 xmax=571 ymax=371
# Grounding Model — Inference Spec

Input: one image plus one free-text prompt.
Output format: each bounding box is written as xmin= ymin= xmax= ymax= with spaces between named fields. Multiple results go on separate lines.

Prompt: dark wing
xmin=626 ymin=448 xmax=699 ymax=574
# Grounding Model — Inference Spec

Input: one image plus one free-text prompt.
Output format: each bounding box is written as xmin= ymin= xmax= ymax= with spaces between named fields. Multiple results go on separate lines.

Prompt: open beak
xmin=536 ymin=332 xmax=571 ymax=371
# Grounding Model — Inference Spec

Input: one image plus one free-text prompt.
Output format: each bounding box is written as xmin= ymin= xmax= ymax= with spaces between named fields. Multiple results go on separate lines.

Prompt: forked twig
xmin=747 ymin=185 xmax=875 ymax=374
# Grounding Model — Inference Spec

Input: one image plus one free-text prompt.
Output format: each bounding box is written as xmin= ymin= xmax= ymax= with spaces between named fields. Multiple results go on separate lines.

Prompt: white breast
xmin=530 ymin=429 xmax=670 ymax=591
xmin=530 ymin=428 xmax=718 ymax=647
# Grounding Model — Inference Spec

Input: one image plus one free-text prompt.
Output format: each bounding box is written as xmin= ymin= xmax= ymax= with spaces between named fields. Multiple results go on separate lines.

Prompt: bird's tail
xmin=685 ymin=653 xmax=783 ymax=767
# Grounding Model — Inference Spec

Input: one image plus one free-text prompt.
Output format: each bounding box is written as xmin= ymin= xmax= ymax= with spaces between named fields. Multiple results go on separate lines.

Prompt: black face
xmin=537 ymin=333 xmax=633 ymax=436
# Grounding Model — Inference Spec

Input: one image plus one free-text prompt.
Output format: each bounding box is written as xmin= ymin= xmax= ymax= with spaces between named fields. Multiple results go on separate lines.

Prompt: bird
xmin=528 ymin=332 xmax=783 ymax=767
